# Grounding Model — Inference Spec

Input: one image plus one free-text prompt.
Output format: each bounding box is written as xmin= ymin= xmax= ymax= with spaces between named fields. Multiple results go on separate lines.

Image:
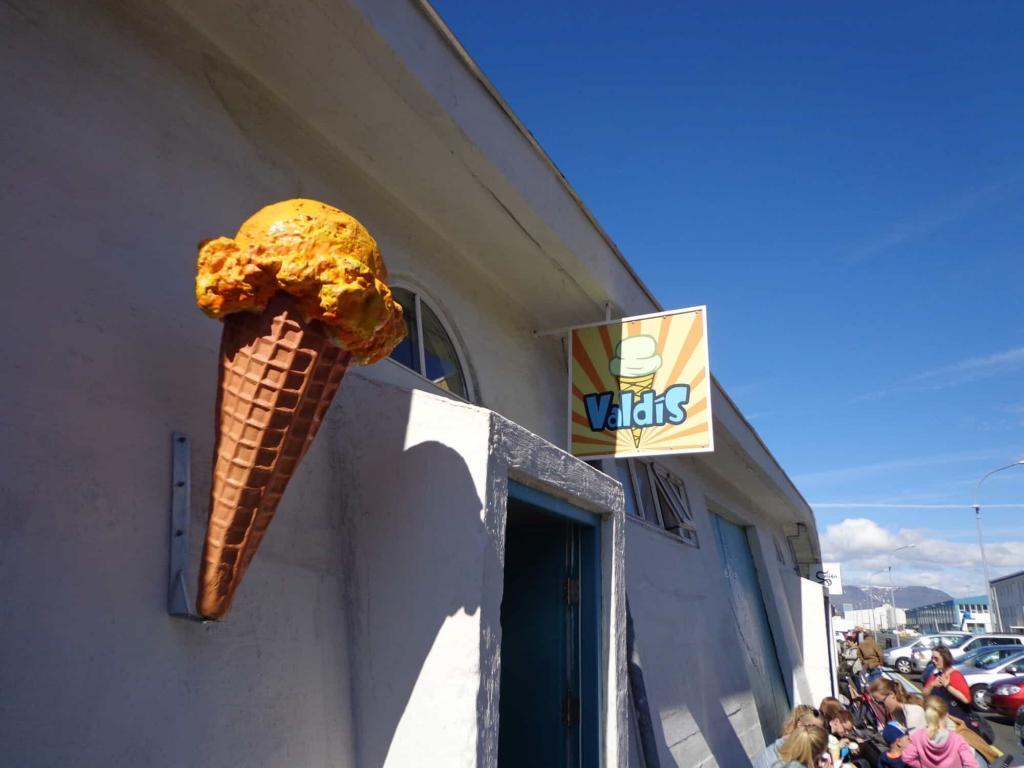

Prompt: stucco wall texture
xmin=1 ymin=2 xmax=824 ymax=767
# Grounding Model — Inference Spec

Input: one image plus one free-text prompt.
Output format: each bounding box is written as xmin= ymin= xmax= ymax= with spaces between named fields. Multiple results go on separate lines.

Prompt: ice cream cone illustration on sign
xmin=194 ymin=199 xmax=405 ymax=619
xmin=610 ymin=336 xmax=662 ymax=448
xmin=570 ymin=306 xmax=712 ymax=459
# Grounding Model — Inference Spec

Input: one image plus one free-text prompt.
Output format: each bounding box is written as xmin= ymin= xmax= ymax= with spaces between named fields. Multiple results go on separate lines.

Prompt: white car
xmin=886 ymin=633 xmax=965 ymax=675
xmin=951 ymin=633 xmax=1024 ymax=661
xmin=908 ymin=633 xmax=973 ymax=673
xmin=913 ymin=633 xmax=1024 ymax=673
xmin=961 ymin=650 xmax=1024 ymax=711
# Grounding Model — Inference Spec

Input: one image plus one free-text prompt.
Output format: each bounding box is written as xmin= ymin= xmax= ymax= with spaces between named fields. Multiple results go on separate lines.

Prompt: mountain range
xmin=835 ymin=585 xmax=953 ymax=611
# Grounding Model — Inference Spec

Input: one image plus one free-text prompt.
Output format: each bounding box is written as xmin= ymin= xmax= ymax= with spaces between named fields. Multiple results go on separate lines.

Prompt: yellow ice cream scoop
xmin=195 ymin=198 xmax=405 ymax=364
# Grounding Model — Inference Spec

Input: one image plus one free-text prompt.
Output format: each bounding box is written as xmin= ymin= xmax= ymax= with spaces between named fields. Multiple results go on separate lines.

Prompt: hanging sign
xmin=569 ymin=306 xmax=712 ymax=459
xmin=817 ymin=562 xmax=844 ymax=596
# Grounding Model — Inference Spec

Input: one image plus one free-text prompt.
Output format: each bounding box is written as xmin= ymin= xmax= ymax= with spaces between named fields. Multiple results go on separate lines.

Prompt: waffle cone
xmin=620 ymin=374 xmax=656 ymax=448
xmin=198 ymin=294 xmax=351 ymax=619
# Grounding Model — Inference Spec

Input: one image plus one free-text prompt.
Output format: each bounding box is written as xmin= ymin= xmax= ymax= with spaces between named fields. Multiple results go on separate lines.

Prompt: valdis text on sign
xmin=569 ymin=306 xmax=713 ymax=460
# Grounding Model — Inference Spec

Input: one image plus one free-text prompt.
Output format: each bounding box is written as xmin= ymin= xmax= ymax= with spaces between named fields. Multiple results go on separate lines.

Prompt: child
xmin=900 ymin=697 xmax=979 ymax=768
xmin=878 ymin=721 xmax=908 ymax=768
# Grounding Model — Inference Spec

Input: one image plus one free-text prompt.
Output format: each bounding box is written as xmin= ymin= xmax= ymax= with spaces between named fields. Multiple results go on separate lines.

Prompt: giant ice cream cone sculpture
xmin=610 ymin=336 xmax=662 ymax=448
xmin=194 ymin=199 xmax=404 ymax=619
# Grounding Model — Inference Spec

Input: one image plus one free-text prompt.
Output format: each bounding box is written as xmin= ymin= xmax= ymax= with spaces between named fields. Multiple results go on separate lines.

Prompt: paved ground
xmin=983 ymin=711 xmax=1022 ymax=767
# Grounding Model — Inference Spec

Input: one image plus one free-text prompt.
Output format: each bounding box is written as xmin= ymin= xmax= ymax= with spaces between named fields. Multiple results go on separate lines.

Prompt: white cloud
xmin=821 ymin=517 xmax=1024 ymax=596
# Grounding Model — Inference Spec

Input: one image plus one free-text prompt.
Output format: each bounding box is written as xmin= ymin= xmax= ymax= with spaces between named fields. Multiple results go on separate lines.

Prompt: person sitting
xmin=825 ymin=710 xmax=860 ymax=765
xmin=820 ymin=697 xmax=845 ymax=724
xmin=922 ymin=647 xmax=971 ymax=722
xmin=869 ymin=678 xmax=926 ymax=731
xmin=878 ymin=721 xmax=909 ymax=768
xmin=755 ymin=707 xmax=826 ymax=767
xmin=871 ymin=675 xmax=1003 ymax=767
xmin=900 ymin=696 xmax=978 ymax=768
xmin=753 ymin=724 xmax=831 ymax=768
xmin=785 ymin=705 xmax=826 ymax=736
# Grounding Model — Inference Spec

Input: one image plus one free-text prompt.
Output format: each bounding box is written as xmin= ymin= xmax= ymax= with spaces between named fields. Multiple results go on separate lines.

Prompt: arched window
xmin=388 ymin=286 xmax=471 ymax=400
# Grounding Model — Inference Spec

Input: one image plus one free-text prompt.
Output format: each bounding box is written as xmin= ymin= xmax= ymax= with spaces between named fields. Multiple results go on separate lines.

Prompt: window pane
xmin=614 ymin=461 xmax=640 ymax=518
xmin=632 ymin=463 xmax=659 ymax=525
xmin=653 ymin=474 xmax=682 ymax=531
xmin=662 ymin=474 xmax=694 ymax=524
xmin=388 ymin=287 xmax=419 ymax=372
xmin=420 ymin=301 xmax=468 ymax=399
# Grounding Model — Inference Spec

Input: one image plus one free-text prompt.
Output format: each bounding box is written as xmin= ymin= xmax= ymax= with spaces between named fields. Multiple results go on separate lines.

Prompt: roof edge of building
xmin=991 ymin=570 xmax=1024 ymax=585
xmin=413 ymin=0 xmax=815 ymax=526
xmin=410 ymin=0 xmax=661 ymax=312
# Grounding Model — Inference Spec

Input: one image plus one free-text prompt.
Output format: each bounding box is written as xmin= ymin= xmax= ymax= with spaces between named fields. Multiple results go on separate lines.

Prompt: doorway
xmin=497 ymin=482 xmax=601 ymax=768
xmin=712 ymin=513 xmax=790 ymax=745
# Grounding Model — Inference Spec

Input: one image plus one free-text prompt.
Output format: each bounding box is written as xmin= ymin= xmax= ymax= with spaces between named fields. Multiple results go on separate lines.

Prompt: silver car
xmin=885 ymin=640 xmax=928 ymax=675
xmin=960 ymin=650 xmax=1024 ymax=711
xmin=910 ymin=633 xmax=973 ymax=672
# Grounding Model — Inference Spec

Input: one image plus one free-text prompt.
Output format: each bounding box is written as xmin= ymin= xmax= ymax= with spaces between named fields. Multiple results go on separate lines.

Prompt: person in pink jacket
xmin=901 ymin=695 xmax=978 ymax=768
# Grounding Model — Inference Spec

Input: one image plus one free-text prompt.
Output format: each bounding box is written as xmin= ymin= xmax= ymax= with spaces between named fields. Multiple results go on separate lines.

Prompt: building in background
xmin=906 ymin=596 xmax=991 ymax=634
xmin=1 ymin=1 xmax=828 ymax=766
xmin=991 ymin=571 xmax=1024 ymax=634
xmin=843 ymin=604 xmax=907 ymax=631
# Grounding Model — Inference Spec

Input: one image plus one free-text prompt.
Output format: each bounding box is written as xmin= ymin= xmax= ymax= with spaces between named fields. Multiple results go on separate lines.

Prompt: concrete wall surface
xmin=1 ymin=1 xmax=824 ymax=766
xmin=993 ymin=573 xmax=1024 ymax=631
xmin=621 ymin=458 xmax=824 ymax=767
xmin=624 ymin=519 xmax=764 ymax=767
xmin=798 ymin=577 xmax=834 ymax=706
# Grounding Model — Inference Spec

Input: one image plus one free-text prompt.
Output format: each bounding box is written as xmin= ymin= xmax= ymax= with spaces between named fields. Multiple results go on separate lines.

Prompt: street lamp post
xmin=869 ymin=569 xmax=887 ymax=631
xmin=888 ymin=544 xmax=917 ymax=631
xmin=973 ymin=459 xmax=1024 ymax=633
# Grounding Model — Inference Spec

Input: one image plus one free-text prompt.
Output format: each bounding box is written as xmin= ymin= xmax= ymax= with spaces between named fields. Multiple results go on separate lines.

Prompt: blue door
xmin=498 ymin=482 xmax=601 ymax=768
xmin=712 ymin=514 xmax=790 ymax=744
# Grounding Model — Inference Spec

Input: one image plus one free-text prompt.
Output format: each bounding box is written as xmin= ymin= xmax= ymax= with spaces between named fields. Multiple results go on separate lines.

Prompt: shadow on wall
xmin=636 ymin=591 xmax=758 ymax=766
xmin=626 ymin=530 xmax=760 ymax=767
xmin=338 ymin=388 xmax=499 ymax=768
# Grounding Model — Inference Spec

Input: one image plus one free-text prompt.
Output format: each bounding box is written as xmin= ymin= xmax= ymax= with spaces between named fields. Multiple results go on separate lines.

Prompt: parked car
xmin=955 ymin=644 xmax=1024 ymax=672
xmin=885 ymin=640 xmax=922 ymax=674
xmin=951 ymin=633 xmax=1024 ymax=662
xmin=909 ymin=633 xmax=974 ymax=673
xmin=989 ymin=675 xmax=1024 ymax=718
xmin=959 ymin=650 xmax=1024 ymax=711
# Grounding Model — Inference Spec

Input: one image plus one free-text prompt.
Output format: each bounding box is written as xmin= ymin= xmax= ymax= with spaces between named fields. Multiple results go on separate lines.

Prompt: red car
xmin=989 ymin=674 xmax=1024 ymax=718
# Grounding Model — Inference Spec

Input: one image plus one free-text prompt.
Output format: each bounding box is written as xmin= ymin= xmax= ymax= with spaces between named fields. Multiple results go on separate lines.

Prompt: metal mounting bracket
xmin=168 ymin=432 xmax=208 ymax=622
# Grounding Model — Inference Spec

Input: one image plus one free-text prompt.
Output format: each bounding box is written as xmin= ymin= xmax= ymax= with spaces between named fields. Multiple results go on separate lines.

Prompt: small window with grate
xmin=614 ymin=459 xmax=698 ymax=547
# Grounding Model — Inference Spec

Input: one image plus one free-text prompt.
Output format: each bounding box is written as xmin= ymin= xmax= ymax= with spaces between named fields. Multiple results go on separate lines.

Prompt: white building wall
xmin=2 ymin=2 xmax=825 ymax=766
xmin=992 ymin=572 xmax=1024 ymax=632
xmin=624 ymin=521 xmax=763 ymax=767
xmin=844 ymin=605 xmax=907 ymax=631
xmin=798 ymin=578 xmax=833 ymax=706
xmin=0 ymin=4 xmax=629 ymax=765
xmin=623 ymin=459 xmax=823 ymax=767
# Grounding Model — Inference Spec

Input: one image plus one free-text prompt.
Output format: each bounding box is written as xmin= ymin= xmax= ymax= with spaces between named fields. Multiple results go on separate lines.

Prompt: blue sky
xmin=432 ymin=0 xmax=1024 ymax=595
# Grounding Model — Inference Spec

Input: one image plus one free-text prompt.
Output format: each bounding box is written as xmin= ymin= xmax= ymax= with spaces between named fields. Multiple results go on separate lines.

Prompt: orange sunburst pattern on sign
xmin=569 ymin=307 xmax=712 ymax=459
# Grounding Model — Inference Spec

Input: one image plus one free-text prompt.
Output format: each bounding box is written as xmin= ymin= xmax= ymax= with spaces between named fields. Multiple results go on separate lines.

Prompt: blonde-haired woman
xmin=901 ymin=696 xmax=978 ymax=768
xmin=755 ymin=706 xmax=827 ymax=767
xmin=783 ymin=705 xmax=825 ymax=736
xmin=754 ymin=724 xmax=830 ymax=768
